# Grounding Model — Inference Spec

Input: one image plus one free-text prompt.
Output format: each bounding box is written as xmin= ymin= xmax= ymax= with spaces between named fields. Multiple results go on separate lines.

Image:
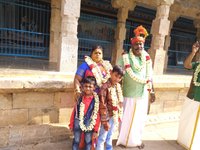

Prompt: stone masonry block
xmin=151 ymin=19 xmax=170 ymax=35
xmin=21 ymin=125 xmax=50 ymax=145
xmin=156 ymin=90 xmax=179 ymax=101
xmin=0 ymin=127 xmax=9 ymax=148
xmin=59 ymin=108 xmax=73 ymax=123
xmin=178 ymin=88 xmax=189 ymax=101
xmin=157 ymin=5 xmax=170 ymax=18
xmin=49 ymin=124 xmax=69 ymax=142
xmin=149 ymin=102 xmax=164 ymax=114
xmin=0 ymin=109 xmax=28 ymax=127
xmin=0 ymin=94 xmax=12 ymax=109
xmin=63 ymin=0 xmax=81 ymax=17
xmin=28 ymin=108 xmax=59 ymax=125
xmin=61 ymin=17 xmax=78 ymax=34
xmin=163 ymin=100 xmax=183 ymax=112
xmin=9 ymin=126 xmax=23 ymax=146
xmin=54 ymin=92 xmax=75 ymax=108
xmin=13 ymin=92 xmax=54 ymax=109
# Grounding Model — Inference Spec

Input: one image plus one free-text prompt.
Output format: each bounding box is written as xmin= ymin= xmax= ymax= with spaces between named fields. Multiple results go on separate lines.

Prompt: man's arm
xmin=184 ymin=41 xmax=200 ymax=69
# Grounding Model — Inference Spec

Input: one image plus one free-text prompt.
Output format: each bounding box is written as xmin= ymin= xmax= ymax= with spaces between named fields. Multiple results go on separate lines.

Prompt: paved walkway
xmin=9 ymin=115 xmax=186 ymax=150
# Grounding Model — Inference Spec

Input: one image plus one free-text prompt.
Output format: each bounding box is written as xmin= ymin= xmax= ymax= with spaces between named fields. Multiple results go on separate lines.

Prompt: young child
xmin=96 ymin=65 xmax=124 ymax=150
xmin=69 ymin=76 xmax=100 ymax=150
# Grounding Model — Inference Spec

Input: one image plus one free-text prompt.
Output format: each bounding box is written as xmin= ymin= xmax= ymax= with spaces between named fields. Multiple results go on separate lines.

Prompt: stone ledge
xmin=153 ymin=75 xmax=192 ymax=89
xmin=0 ymin=70 xmax=193 ymax=92
xmin=0 ymin=70 xmax=74 ymax=92
xmin=0 ymin=78 xmax=74 ymax=93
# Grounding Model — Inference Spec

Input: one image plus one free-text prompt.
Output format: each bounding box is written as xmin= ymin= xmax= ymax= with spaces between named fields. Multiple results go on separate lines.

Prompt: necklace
xmin=109 ymin=83 xmax=123 ymax=128
xmin=193 ymin=63 xmax=200 ymax=86
xmin=79 ymin=92 xmax=99 ymax=132
xmin=85 ymin=56 xmax=112 ymax=87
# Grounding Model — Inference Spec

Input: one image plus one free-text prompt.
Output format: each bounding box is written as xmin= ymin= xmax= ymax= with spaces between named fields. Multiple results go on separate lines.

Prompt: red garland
xmin=146 ymin=55 xmax=150 ymax=61
xmin=146 ymin=80 xmax=152 ymax=83
xmin=112 ymin=106 xmax=118 ymax=111
xmin=89 ymin=64 xmax=95 ymax=70
xmin=125 ymin=64 xmax=131 ymax=69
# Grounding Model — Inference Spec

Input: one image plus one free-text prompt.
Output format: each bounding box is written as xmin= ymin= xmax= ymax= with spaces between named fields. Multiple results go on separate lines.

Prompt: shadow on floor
xmin=113 ymin=140 xmax=186 ymax=150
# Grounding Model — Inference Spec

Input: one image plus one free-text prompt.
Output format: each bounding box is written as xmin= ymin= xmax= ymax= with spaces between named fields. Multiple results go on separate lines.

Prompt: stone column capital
xmin=169 ymin=11 xmax=179 ymax=22
xmin=194 ymin=19 xmax=200 ymax=28
xmin=111 ymin=0 xmax=136 ymax=11
xmin=156 ymin=0 xmax=174 ymax=6
xmin=61 ymin=0 xmax=81 ymax=17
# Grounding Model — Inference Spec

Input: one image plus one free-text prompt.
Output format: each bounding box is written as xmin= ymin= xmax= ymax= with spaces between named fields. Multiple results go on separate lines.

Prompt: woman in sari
xmin=74 ymin=45 xmax=112 ymax=100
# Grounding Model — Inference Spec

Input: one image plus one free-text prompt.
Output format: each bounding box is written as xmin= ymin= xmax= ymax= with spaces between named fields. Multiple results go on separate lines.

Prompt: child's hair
xmin=112 ymin=65 xmax=125 ymax=76
xmin=82 ymin=76 xmax=97 ymax=86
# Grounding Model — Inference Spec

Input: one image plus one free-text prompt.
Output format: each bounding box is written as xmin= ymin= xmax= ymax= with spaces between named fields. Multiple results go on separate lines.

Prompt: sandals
xmin=137 ymin=143 xmax=145 ymax=149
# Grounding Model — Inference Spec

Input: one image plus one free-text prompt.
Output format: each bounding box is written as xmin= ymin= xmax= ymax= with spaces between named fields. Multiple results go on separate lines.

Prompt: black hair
xmin=112 ymin=65 xmax=125 ymax=76
xmin=82 ymin=76 xmax=97 ymax=86
xmin=90 ymin=45 xmax=103 ymax=56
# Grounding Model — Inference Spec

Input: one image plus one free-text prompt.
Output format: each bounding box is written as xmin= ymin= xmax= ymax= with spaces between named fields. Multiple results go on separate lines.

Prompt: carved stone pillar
xmin=148 ymin=0 xmax=174 ymax=75
xmin=163 ymin=11 xmax=179 ymax=72
xmin=111 ymin=0 xmax=136 ymax=65
xmin=49 ymin=0 xmax=61 ymax=64
xmin=194 ymin=19 xmax=200 ymax=61
xmin=56 ymin=0 xmax=81 ymax=72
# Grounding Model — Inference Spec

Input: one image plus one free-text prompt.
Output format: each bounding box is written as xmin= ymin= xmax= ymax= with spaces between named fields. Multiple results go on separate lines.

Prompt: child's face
xmin=110 ymin=72 xmax=122 ymax=85
xmin=82 ymin=83 xmax=95 ymax=95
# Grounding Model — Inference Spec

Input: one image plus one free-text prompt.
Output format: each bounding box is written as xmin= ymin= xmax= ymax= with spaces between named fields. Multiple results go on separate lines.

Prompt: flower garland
xmin=123 ymin=53 xmax=147 ymax=84
xmin=122 ymin=50 xmax=152 ymax=91
xmin=193 ymin=63 xmax=200 ymax=86
xmin=79 ymin=92 xmax=99 ymax=132
xmin=109 ymin=83 xmax=123 ymax=128
xmin=85 ymin=56 xmax=112 ymax=87
xmin=129 ymin=49 xmax=146 ymax=71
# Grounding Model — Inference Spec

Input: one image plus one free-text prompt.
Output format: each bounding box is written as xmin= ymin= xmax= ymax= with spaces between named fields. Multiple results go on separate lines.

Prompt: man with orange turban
xmin=116 ymin=25 xmax=155 ymax=149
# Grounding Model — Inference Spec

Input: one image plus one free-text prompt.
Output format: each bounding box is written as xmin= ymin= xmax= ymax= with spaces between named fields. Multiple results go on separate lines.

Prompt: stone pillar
xmin=57 ymin=0 xmax=81 ymax=72
xmin=111 ymin=0 xmax=136 ymax=65
xmin=49 ymin=0 xmax=61 ymax=64
xmin=194 ymin=19 xmax=200 ymax=61
xmin=163 ymin=12 xmax=179 ymax=72
xmin=148 ymin=0 xmax=174 ymax=75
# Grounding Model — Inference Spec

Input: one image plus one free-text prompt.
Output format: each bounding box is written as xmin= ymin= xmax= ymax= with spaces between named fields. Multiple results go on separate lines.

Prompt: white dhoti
xmin=177 ymin=98 xmax=200 ymax=150
xmin=116 ymin=95 xmax=148 ymax=147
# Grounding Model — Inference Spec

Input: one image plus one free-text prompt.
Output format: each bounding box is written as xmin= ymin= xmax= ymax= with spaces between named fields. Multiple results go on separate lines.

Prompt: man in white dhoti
xmin=116 ymin=25 xmax=155 ymax=149
xmin=177 ymin=41 xmax=200 ymax=150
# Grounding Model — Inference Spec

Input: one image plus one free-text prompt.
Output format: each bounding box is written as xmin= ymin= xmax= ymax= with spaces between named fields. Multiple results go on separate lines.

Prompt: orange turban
xmin=131 ymin=36 xmax=145 ymax=45
xmin=131 ymin=25 xmax=148 ymax=45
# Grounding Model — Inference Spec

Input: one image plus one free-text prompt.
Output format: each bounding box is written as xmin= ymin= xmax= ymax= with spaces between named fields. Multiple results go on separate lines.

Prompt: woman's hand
xmin=74 ymin=91 xmax=82 ymax=102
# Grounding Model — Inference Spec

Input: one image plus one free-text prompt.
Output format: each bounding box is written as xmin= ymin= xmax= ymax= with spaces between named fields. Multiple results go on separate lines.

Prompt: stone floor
xmin=0 ymin=113 xmax=186 ymax=150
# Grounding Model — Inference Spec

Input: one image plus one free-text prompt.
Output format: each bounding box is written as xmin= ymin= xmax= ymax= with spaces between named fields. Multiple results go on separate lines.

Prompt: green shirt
xmin=187 ymin=62 xmax=200 ymax=102
xmin=117 ymin=51 xmax=152 ymax=98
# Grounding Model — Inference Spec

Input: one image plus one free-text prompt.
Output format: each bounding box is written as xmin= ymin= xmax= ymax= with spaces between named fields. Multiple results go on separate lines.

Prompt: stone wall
xmin=150 ymin=75 xmax=191 ymax=114
xmin=0 ymin=74 xmax=74 ymax=148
